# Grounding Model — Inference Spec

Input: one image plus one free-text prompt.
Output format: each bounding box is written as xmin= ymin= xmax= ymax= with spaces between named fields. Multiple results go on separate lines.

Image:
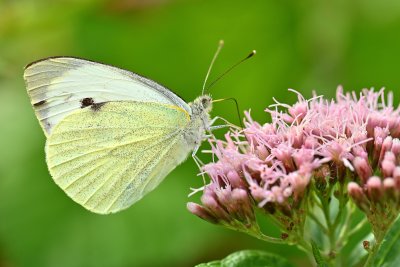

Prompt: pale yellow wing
xmin=46 ymin=101 xmax=191 ymax=214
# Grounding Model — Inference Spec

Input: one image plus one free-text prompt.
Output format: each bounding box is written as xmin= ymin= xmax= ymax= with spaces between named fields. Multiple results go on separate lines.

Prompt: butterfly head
xmin=190 ymin=95 xmax=212 ymax=116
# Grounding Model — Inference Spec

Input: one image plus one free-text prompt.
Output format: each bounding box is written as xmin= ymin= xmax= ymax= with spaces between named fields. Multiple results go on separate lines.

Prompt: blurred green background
xmin=1 ymin=0 xmax=400 ymax=266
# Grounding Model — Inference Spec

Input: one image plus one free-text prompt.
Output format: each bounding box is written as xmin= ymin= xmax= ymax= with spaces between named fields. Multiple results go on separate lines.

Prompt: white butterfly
xmin=24 ymin=56 xmax=213 ymax=214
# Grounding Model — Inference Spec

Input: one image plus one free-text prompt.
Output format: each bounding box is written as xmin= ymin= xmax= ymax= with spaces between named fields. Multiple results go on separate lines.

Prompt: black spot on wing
xmin=80 ymin=97 xmax=106 ymax=111
xmin=33 ymin=100 xmax=46 ymax=107
xmin=81 ymin=98 xmax=94 ymax=108
xmin=91 ymin=102 xmax=106 ymax=111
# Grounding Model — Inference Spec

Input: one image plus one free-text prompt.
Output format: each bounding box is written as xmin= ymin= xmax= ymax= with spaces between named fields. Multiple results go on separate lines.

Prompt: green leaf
xmin=368 ymin=215 xmax=400 ymax=267
xmin=195 ymin=260 xmax=221 ymax=267
xmin=196 ymin=250 xmax=293 ymax=267
xmin=310 ymin=240 xmax=329 ymax=267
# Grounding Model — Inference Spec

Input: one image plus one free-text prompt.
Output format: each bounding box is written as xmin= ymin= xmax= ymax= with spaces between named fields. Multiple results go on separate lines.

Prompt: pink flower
xmin=188 ymin=86 xmax=400 ymax=241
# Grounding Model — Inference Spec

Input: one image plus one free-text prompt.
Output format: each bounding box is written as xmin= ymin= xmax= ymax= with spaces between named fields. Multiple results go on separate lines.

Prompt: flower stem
xmin=247 ymin=226 xmax=286 ymax=244
xmin=317 ymin=189 xmax=336 ymax=253
xmin=311 ymin=181 xmax=352 ymax=265
xmin=336 ymin=203 xmax=358 ymax=248
xmin=364 ymin=241 xmax=380 ymax=267
xmin=254 ymin=232 xmax=286 ymax=244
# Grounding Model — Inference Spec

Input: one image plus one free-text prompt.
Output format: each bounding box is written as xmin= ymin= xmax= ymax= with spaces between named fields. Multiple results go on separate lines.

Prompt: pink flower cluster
xmin=188 ymin=87 xmax=400 ymax=231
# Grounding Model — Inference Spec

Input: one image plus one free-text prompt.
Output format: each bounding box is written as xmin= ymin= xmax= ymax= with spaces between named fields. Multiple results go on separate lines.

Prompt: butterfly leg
xmin=191 ymin=117 xmax=237 ymax=187
xmin=209 ymin=124 xmax=230 ymax=131
xmin=207 ymin=116 xmax=240 ymax=135
xmin=209 ymin=116 xmax=240 ymax=129
xmin=192 ymin=143 xmax=207 ymax=184
xmin=192 ymin=156 xmax=207 ymax=185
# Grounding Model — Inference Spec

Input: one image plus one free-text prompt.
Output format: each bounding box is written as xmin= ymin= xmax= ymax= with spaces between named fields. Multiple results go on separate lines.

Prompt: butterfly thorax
xmin=183 ymin=95 xmax=212 ymax=149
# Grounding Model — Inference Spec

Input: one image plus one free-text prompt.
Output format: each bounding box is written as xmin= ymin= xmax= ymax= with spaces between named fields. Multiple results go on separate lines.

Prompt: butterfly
xmin=24 ymin=56 xmax=214 ymax=214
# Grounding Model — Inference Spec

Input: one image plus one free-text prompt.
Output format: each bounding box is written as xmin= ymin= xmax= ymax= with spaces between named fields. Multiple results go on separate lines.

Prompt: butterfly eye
xmin=201 ymin=98 xmax=210 ymax=108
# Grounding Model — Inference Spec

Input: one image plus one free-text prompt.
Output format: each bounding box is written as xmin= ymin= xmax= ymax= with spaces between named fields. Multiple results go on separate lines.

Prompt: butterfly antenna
xmin=202 ymin=40 xmax=224 ymax=95
xmin=206 ymin=50 xmax=256 ymax=92
xmin=213 ymin=97 xmax=244 ymax=128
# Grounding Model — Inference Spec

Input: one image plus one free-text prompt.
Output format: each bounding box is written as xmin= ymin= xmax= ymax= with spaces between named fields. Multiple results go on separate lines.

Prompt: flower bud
xmin=384 ymin=151 xmax=396 ymax=162
xmin=283 ymin=187 xmax=293 ymax=198
xmin=304 ymin=136 xmax=319 ymax=149
xmin=255 ymin=145 xmax=269 ymax=160
xmin=393 ymin=167 xmax=400 ymax=190
xmin=272 ymin=145 xmax=295 ymax=172
xmin=366 ymin=176 xmax=383 ymax=202
xmin=293 ymin=148 xmax=315 ymax=169
xmin=201 ymin=194 xmax=231 ymax=222
xmin=373 ymin=128 xmax=389 ymax=164
xmin=232 ymin=188 xmax=255 ymax=223
xmin=391 ymin=138 xmax=400 ymax=156
xmin=215 ymin=187 xmax=234 ymax=213
xmin=271 ymin=186 xmax=285 ymax=204
xmin=290 ymin=172 xmax=310 ymax=200
xmin=392 ymin=119 xmax=400 ymax=137
xmin=289 ymin=102 xmax=307 ymax=122
xmin=383 ymin=177 xmax=397 ymax=202
xmin=353 ymin=157 xmax=373 ymax=184
xmin=348 ymin=182 xmax=370 ymax=212
xmin=381 ymin=159 xmax=396 ymax=178
xmin=383 ymin=177 xmax=395 ymax=187
xmin=226 ymin=170 xmax=245 ymax=188
xmin=352 ymin=146 xmax=368 ymax=160
xmin=287 ymin=127 xmax=304 ymax=148
xmin=280 ymin=113 xmax=295 ymax=123
xmin=187 ymin=202 xmax=218 ymax=224
xmin=379 ymin=136 xmax=393 ymax=165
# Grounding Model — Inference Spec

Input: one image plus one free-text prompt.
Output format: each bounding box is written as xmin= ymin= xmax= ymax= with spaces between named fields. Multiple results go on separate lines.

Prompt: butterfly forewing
xmin=24 ymin=57 xmax=191 ymax=136
xmin=46 ymin=101 xmax=191 ymax=214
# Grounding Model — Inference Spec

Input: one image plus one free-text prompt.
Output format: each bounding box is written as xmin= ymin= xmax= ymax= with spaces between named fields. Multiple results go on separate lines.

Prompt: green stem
xmin=313 ymin=181 xmax=350 ymax=265
xmin=336 ymin=204 xmax=357 ymax=248
xmin=332 ymin=183 xmax=347 ymax=230
xmin=234 ymin=223 xmax=287 ymax=245
xmin=252 ymin=232 xmax=286 ymax=244
xmin=296 ymin=238 xmax=313 ymax=254
xmin=318 ymin=190 xmax=336 ymax=252
xmin=364 ymin=241 xmax=380 ymax=267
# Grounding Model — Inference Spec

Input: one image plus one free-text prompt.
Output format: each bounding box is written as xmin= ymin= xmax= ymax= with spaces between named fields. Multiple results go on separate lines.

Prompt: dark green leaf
xmin=196 ymin=250 xmax=293 ymax=267
xmin=367 ymin=215 xmax=400 ymax=267
xmin=222 ymin=250 xmax=294 ymax=267
xmin=221 ymin=250 xmax=293 ymax=267
xmin=195 ymin=260 xmax=221 ymax=267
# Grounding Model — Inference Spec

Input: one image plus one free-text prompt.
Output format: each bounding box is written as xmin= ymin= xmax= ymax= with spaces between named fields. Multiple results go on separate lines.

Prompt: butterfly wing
xmin=24 ymin=57 xmax=190 ymax=136
xmin=46 ymin=101 xmax=191 ymax=214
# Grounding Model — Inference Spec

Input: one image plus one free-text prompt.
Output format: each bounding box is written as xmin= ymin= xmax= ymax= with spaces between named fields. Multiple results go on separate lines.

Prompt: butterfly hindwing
xmin=24 ymin=57 xmax=191 ymax=136
xmin=46 ymin=101 xmax=191 ymax=214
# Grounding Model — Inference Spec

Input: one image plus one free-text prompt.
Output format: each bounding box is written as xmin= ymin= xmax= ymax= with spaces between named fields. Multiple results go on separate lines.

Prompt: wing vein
xmin=63 ymin=157 xmax=109 ymax=190
xmin=88 ymin=130 xmax=181 ymax=211
xmin=106 ymin=133 xmax=182 ymax=212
